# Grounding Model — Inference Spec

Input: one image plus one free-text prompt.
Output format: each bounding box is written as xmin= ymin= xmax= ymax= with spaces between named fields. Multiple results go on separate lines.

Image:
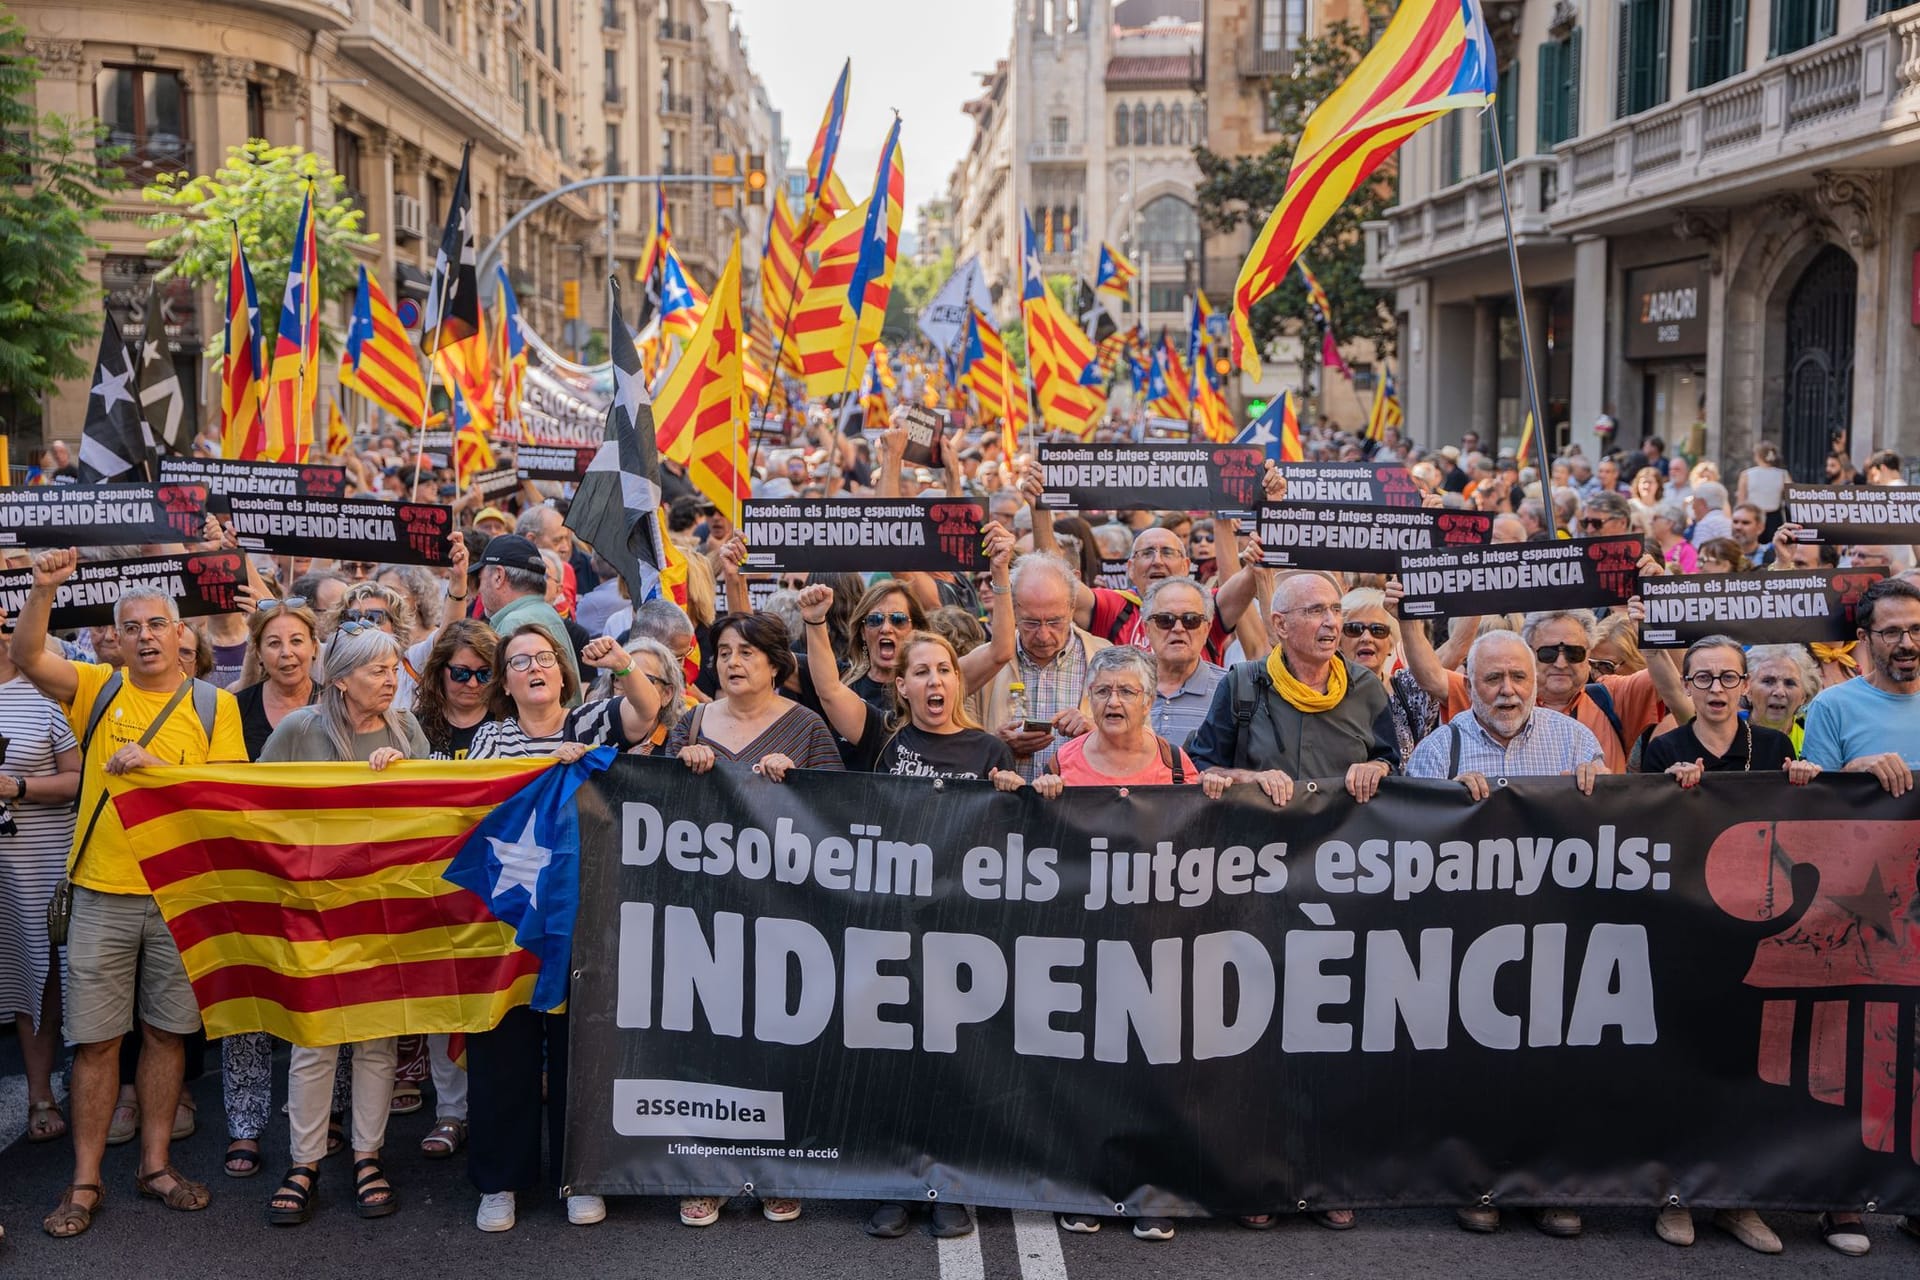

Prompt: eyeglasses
xmin=1534 ymin=642 xmax=1588 ymax=665
xmin=1130 ymin=546 xmax=1186 ymax=562
xmin=340 ymin=609 xmax=390 ymax=627
xmin=506 ymin=650 xmax=561 ymax=672
xmin=1342 ymin=621 xmax=1392 ymax=640
xmin=863 ymin=611 xmax=912 ymax=630
xmin=1087 ymin=683 xmax=1146 ymax=702
xmin=645 ymin=672 xmax=672 ymax=692
xmin=340 ymin=561 xmax=376 ymax=576
xmin=445 ymin=664 xmax=492 ymax=684
xmin=1685 ymin=670 xmax=1747 ymax=690
xmin=257 ymin=596 xmax=309 ymax=613
xmin=1278 ymin=604 xmax=1343 ymax=623
xmin=1016 ymin=615 xmax=1070 ymax=632
xmin=1587 ymin=657 xmax=1620 ymax=676
xmin=1147 ymin=611 xmax=1206 ymax=633
xmin=118 ymin=619 xmax=174 ymax=638
xmin=335 ymin=620 xmax=379 ymax=638
xmin=1868 ymin=625 xmax=1920 ymax=645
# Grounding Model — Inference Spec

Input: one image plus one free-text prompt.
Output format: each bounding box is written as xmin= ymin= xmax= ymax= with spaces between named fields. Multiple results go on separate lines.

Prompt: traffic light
xmin=745 ymin=152 xmax=767 ymax=206
xmin=712 ymin=153 xmax=736 ymax=208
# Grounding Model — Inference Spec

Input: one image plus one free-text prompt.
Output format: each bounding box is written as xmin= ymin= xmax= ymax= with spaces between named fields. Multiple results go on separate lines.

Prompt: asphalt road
xmin=1 ymin=1036 xmax=1917 ymax=1279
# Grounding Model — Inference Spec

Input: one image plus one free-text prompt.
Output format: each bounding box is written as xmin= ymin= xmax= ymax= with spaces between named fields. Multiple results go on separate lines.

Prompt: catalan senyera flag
xmin=434 ymin=297 xmax=494 ymax=439
xmin=655 ymin=236 xmax=748 ymax=520
xmin=1281 ymin=388 xmax=1305 ymax=461
xmin=1365 ymin=367 xmax=1405 ymax=441
xmin=220 ymin=225 xmax=266 ymax=460
xmin=106 ymin=760 xmax=559 ymax=1047
xmin=859 ymin=352 xmax=891 ymax=429
xmin=962 ymin=305 xmax=1019 ymax=456
xmin=1193 ymin=355 xmax=1236 ymax=444
xmin=325 ymin=396 xmax=351 ymax=457
xmin=741 ymin=309 xmax=774 ymax=404
xmin=493 ymin=265 xmax=529 ymax=440
xmin=1147 ymin=333 xmax=1191 ymax=421
xmin=760 ymin=188 xmax=810 ymax=373
xmin=341 ymin=264 xmax=427 ymax=427
xmin=1020 ymin=210 xmax=1104 ymax=439
xmin=1298 ymin=259 xmax=1335 ymax=327
xmin=261 ymin=181 xmax=320 ymax=462
xmin=788 ymin=118 xmax=904 ymax=399
xmin=1231 ymin=0 xmax=1498 ymax=378
xmin=1515 ymin=409 xmax=1536 ymax=467
xmin=801 ymin=59 xmax=852 ymax=237
xmin=1095 ymin=242 xmax=1137 ymax=299
xmin=450 ymin=378 xmax=494 ymax=488
xmin=638 ymin=184 xmax=672 ymax=287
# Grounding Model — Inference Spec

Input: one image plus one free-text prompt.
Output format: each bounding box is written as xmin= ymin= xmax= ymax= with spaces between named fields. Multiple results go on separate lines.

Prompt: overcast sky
xmin=724 ymin=0 xmax=1015 ymax=217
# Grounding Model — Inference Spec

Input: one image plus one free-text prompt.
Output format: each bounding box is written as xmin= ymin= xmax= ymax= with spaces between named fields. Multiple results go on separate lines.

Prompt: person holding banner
xmin=1645 ymin=636 xmax=1809 ymax=783
xmin=258 ymin=624 xmax=432 ymax=1227
xmin=981 ymin=555 xmax=1112 ymax=780
xmin=1337 ymin=587 xmax=1436 ymax=766
xmin=1801 ymin=577 xmax=1920 ymax=797
xmin=1141 ymin=578 xmax=1226 ymax=751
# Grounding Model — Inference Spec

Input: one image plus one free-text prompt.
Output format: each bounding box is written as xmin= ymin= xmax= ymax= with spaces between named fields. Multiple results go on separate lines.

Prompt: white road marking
xmin=1012 ymin=1210 xmax=1070 ymax=1280
xmin=935 ymin=1207 xmax=986 ymax=1280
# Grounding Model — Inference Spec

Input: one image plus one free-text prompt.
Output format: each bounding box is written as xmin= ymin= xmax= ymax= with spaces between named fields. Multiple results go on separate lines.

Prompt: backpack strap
xmin=79 ymin=670 xmax=126 ymax=757
xmin=1447 ymin=720 xmax=1463 ymax=778
xmin=686 ymin=701 xmax=707 ymax=745
xmin=188 ymin=678 xmax=217 ymax=743
xmin=1583 ymin=680 xmax=1626 ymax=749
xmin=1229 ymin=664 xmax=1263 ymax=773
xmin=1157 ymin=736 xmax=1183 ymax=783
xmin=70 ymin=678 xmax=197 ymax=880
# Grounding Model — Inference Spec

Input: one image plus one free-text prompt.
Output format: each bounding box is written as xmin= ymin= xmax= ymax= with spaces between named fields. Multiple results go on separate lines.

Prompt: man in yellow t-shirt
xmin=12 ymin=548 xmax=246 ymax=1238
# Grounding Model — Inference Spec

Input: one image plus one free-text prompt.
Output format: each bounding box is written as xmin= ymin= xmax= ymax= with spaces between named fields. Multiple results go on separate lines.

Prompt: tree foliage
xmin=0 ymin=15 xmax=126 ymax=424
xmin=1194 ymin=5 xmax=1398 ymax=377
xmin=143 ymin=140 xmax=377 ymax=354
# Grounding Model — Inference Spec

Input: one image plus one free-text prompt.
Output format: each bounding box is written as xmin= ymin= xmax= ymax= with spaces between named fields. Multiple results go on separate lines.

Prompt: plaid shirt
xmin=1014 ymin=632 xmax=1091 ymax=779
xmin=1405 ymin=705 xmax=1604 ymax=780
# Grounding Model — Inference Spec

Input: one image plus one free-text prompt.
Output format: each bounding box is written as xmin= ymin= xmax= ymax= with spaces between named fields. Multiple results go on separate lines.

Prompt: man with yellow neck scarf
xmin=1190 ymin=571 xmax=1399 ymax=812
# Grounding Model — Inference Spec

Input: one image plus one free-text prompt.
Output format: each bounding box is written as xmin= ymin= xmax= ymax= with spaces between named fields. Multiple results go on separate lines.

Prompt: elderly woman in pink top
xmin=1035 ymin=646 xmax=1198 ymax=793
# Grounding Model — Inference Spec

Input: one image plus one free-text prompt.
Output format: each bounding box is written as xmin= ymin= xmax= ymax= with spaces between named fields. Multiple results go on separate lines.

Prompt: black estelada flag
xmin=1076 ymin=278 xmax=1118 ymax=344
xmin=421 ymin=141 xmax=479 ymax=354
xmin=77 ymin=310 xmax=155 ymax=483
xmin=136 ymin=290 xmax=191 ymax=454
xmin=566 ymin=278 xmax=665 ymax=608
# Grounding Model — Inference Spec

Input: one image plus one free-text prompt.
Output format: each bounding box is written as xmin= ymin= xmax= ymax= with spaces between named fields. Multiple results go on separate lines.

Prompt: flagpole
xmin=1486 ymin=111 xmax=1559 ymax=538
xmin=408 ymin=354 xmax=445 ymax=496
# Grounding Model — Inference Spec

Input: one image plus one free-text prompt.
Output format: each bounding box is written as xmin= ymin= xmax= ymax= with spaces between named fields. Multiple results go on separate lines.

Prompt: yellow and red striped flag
xmin=1231 ymin=0 xmax=1498 ymax=378
xmin=788 ymin=119 xmax=904 ymax=400
xmin=1515 ymin=409 xmax=1535 ymax=466
xmin=1281 ymin=389 xmax=1305 ymax=461
xmin=1194 ymin=357 xmax=1236 ymax=443
xmin=800 ymin=59 xmax=853 ymax=239
xmin=760 ymin=188 xmax=811 ymax=375
xmin=220 ymin=225 xmax=266 ymax=460
xmin=261 ymin=182 xmax=320 ymax=462
xmin=325 ymin=395 xmax=351 ymax=457
xmin=341 ymin=264 xmax=427 ymax=428
xmin=656 ymin=236 xmax=749 ymax=520
xmin=106 ymin=761 xmax=556 ymax=1047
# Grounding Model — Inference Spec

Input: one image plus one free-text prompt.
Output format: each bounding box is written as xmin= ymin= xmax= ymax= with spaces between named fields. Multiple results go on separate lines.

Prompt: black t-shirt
xmin=1641 ymin=719 xmax=1795 ymax=773
xmin=849 ymin=706 xmax=1015 ymax=779
xmin=849 ymin=672 xmax=893 ymax=715
xmin=437 ymin=718 xmax=485 ymax=761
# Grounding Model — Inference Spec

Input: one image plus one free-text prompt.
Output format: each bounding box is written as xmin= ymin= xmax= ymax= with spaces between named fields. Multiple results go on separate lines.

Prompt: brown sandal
xmin=136 ymin=1164 xmax=211 ymax=1212
xmin=43 ymin=1184 xmax=103 ymax=1238
xmin=27 ymin=1099 xmax=67 ymax=1143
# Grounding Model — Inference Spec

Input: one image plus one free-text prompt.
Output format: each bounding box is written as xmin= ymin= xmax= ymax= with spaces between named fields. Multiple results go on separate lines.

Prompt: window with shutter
xmin=1689 ymin=0 xmax=1745 ymax=87
xmin=1619 ymin=0 xmax=1671 ymax=114
xmin=1481 ymin=61 xmax=1519 ymax=170
xmin=1537 ymin=32 xmax=1583 ymax=146
xmin=1440 ymin=111 xmax=1461 ymax=187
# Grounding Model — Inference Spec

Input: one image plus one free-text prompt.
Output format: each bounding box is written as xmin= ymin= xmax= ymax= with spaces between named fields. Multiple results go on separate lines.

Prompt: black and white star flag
xmin=77 ymin=310 xmax=156 ymax=483
xmin=565 ymin=278 xmax=665 ymax=608
xmin=421 ymin=141 xmax=479 ymax=354
xmin=136 ymin=291 xmax=190 ymax=454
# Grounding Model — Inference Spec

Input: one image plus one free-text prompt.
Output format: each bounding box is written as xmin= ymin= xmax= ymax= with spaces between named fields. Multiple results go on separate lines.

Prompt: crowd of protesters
xmin=1 ymin=397 xmax=1916 ymax=1258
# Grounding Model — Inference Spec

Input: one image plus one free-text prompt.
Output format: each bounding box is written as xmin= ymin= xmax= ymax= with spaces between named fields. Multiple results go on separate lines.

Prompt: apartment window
xmin=556 ymin=111 xmax=567 ymax=159
xmin=1537 ymin=30 xmax=1582 ymax=147
xmin=536 ymin=0 xmax=546 ymax=53
xmin=1868 ymin=0 xmax=1919 ymax=12
xmin=539 ymin=93 xmax=549 ymax=142
xmin=1114 ymin=102 xmax=1129 ymax=146
xmin=662 ymin=132 xmax=675 ymax=173
xmin=1688 ymin=0 xmax=1745 ymax=86
xmin=551 ymin=0 xmax=563 ymax=66
xmin=246 ymin=82 xmax=266 ymax=141
xmin=1151 ymin=102 xmax=1165 ymax=144
xmin=1261 ymin=87 xmax=1285 ymax=133
xmin=1481 ymin=61 xmax=1519 ymax=170
xmin=1259 ymin=0 xmax=1284 ymax=49
xmin=1148 ymin=281 xmax=1186 ymax=313
xmin=1169 ymin=102 xmax=1185 ymax=144
xmin=1050 ymin=115 xmax=1069 ymax=144
xmin=604 ymin=48 xmax=619 ymax=96
xmin=605 ymin=123 xmax=620 ymax=173
xmin=1615 ymin=0 xmax=1671 ymax=117
xmin=1285 ymin=0 xmax=1307 ymax=49
xmin=94 ymin=67 xmax=189 ymax=168
xmin=423 ymin=0 xmax=442 ymax=34
xmin=1132 ymin=102 xmax=1148 ymax=144
xmin=1768 ymin=0 xmax=1835 ymax=55
xmin=428 ymin=174 xmax=445 ymax=225
xmin=1190 ymin=100 xmax=1205 ymax=144
xmin=333 ymin=126 xmax=363 ymax=203
xmin=1439 ymin=111 xmax=1462 ymax=186
xmin=1138 ymin=194 xmax=1198 ymax=261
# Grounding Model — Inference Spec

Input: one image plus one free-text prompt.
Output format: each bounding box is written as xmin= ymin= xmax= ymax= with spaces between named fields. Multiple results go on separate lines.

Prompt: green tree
xmin=1195 ymin=5 xmax=1397 ymax=381
xmin=143 ymin=140 xmax=376 ymax=355
xmin=0 ymin=16 xmax=126 ymax=431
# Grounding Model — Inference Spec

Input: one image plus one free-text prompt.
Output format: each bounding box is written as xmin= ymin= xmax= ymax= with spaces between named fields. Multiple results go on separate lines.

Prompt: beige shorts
xmin=64 ymin=886 xmax=202 ymax=1044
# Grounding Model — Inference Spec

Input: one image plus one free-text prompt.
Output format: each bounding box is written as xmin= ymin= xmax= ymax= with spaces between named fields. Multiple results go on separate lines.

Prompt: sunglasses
xmin=340 ymin=609 xmax=389 ymax=626
xmin=340 ymin=561 xmax=377 ymax=576
xmin=506 ymin=650 xmax=561 ymax=672
xmin=1147 ymin=611 xmax=1206 ymax=633
xmin=1587 ymin=657 xmax=1620 ymax=677
xmin=1535 ymin=643 xmax=1588 ymax=665
xmin=257 ymin=596 xmax=309 ymax=612
xmin=335 ymin=620 xmax=379 ymax=638
xmin=1342 ymin=621 xmax=1392 ymax=640
xmin=445 ymin=663 xmax=492 ymax=684
xmin=864 ymin=611 xmax=912 ymax=630
xmin=1578 ymin=517 xmax=1611 ymax=531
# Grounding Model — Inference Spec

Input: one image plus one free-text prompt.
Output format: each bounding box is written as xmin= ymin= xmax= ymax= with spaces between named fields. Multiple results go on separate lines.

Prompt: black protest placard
xmin=891 ymin=404 xmax=947 ymax=468
xmin=0 ymin=482 xmax=207 ymax=548
xmin=470 ymin=468 xmax=522 ymax=501
xmin=717 ymin=577 xmax=782 ymax=615
xmin=1397 ymin=534 xmax=1642 ymax=619
xmin=417 ymin=429 xmax=452 ymax=468
xmin=158 ymin=457 xmax=348 ymax=512
xmin=1039 ymin=441 xmax=1265 ymax=513
xmin=225 ymin=495 xmax=453 ymax=566
xmin=1097 ymin=556 xmax=1130 ymax=592
xmin=1271 ymin=462 xmax=1421 ymax=508
xmin=739 ymin=498 xmax=986 ymax=574
xmin=516 ymin=444 xmax=597 ymax=482
xmin=1258 ymin=503 xmax=1491 ymax=573
xmin=0 ymin=551 xmax=246 ymax=629
xmin=1782 ymin=484 xmax=1920 ymax=545
xmin=1637 ymin=568 xmax=1885 ymax=648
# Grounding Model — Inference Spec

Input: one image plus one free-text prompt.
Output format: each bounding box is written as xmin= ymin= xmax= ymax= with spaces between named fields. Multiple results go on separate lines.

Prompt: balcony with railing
xmin=1362 ymin=154 xmax=1559 ymax=287
xmin=601 ymin=1 xmax=624 ymax=32
xmin=1553 ymin=8 xmax=1920 ymax=227
xmin=603 ymin=83 xmax=626 ymax=110
xmin=1237 ymin=47 xmax=1293 ymax=79
xmin=339 ymin=0 xmax=515 ymax=146
xmin=1026 ymin=139 xmax=1085 ymax=163
xmin=658 ymin=18 xmax=693 ymax=42
xmin=660 ymin=92 xmax=693 ymax=117
xmin=104 ymin=132 xmax=193 ymax=176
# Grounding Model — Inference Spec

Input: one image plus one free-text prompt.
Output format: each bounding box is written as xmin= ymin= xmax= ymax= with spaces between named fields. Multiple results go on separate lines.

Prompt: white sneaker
xmin=476 ymin=1190 xmax=516 ymax=1232
xmin=567 ymin=1194 xmax=607 ymax=1226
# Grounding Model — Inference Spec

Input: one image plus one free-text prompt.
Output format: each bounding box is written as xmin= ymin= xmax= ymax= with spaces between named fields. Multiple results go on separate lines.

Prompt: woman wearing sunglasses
xmin=840 ymin=527 xmax=1014 ymax=714
xmin=413 ymin=621 xmax=499 ymax=762
xmin=1337 ymin=587 xmax=1435 ymax=766
xmin=464 ymin=625 xmax=674 ymax=1235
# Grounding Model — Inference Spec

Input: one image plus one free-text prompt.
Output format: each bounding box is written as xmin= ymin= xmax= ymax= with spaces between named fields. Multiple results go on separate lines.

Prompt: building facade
xmin=1366 ymin=0 xmax=1920 ymax=476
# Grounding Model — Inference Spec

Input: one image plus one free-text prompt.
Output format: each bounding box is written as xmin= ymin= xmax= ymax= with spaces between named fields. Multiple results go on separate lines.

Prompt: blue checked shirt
xmin=1405 ymin=705 xmax=1605 ymax=780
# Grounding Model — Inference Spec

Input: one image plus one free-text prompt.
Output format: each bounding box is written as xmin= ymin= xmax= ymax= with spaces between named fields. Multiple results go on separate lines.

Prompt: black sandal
xmin=353 ymin=1157 xmax=398 ymax=1219
xmin=265 ymin=1164 xmax=318 ymax=1226
xmin=224 ymin=1140 xmax=261 ymax=1179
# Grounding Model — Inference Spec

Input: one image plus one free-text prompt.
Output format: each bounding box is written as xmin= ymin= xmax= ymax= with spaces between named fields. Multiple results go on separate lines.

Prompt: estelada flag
xmin=107 ymin=760 xmax=555 ymax=1047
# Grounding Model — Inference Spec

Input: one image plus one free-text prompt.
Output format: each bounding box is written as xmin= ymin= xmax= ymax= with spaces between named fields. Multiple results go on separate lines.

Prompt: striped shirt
xmin=0 ymin=676 xmax=78 ymax=1030
xmin=1405 ymin=705 xmax=1605 ymax=780
xmin=469 ymin=697 xmax=637 ymax=759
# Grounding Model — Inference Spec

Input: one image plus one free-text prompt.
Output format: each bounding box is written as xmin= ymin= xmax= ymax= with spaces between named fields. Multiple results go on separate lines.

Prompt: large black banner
xmin=1257 ymin=503 xmax=1490 ymax=573
xmin=1039 ymin=442 xmax=1265 ymax=513
xmin=567 ymin=758 xmax=1920 ymax=1215
xmin=1783 ymin=484 xmax=1920 ymax=545
xmin=225 ymin=494 xmax=453 ymax=566
xmin=0 ymin=482 xmax=207 ymax=548
xmin=1638 ymin=568 xmax=1883 ymax=648
xmin=740 ymin=499 xmax=986 ymax=574
xmin=158 ymin=457 xmax=347 ymax=512
xmin=1396 ymin=535 xmax=1642 ymax=619
xmin=0 ymin=551 xmax=244 ymax=627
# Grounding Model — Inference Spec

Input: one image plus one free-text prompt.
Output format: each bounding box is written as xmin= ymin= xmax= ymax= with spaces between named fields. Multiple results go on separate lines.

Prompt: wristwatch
xmin=9 ymin=775 xmax=24 ymax=800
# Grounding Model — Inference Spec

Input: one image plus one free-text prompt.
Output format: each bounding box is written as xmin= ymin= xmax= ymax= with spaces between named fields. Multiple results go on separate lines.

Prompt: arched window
xmin=1138 ymin=194 xmax=1200 ymax=261
xmin=1115 ymin=102 xmax=1130 ymax=146
xmin=1169 ymin=102 xmax=1185 ymax=145
xmin=1191 ymin=100 xmax=1207 ymax=144
xmin=1132 ymin=102 xmax=1148 ymax=145
xmin=1151 ymin=102 xmax=1166 ymax=144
